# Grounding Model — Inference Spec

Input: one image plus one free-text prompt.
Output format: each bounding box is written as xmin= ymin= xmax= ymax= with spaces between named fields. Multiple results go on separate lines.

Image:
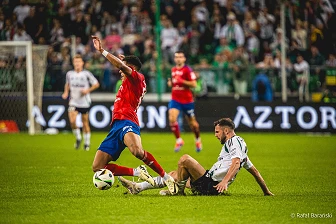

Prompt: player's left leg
xmin=81 ymin=112 xmax=90 ymax=151
xmin=182 ymin=102 xmax=202 ymax=152
xmin=68 ymin=107 xmax=81 ymax=149
xmin=187 ymin=116 xmax=202 ymax=152
xmin=168 ymin=100 xmax=184 ymax=152
xmin=124 ymin=132 xmax=178 ymax=193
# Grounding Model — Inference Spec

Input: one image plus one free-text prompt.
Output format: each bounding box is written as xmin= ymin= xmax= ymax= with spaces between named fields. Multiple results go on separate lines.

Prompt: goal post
xmin=0 ymin=41 xmax=49 ymax=135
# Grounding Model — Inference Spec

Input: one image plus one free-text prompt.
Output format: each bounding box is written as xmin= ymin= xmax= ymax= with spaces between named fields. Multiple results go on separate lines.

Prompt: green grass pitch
xmin=0 ymin=132 xmax=335 ymax=224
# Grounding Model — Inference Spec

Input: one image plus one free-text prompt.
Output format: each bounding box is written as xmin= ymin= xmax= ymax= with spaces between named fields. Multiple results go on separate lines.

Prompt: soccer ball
xmin=93 ymin=169 xmax=115 ymax=190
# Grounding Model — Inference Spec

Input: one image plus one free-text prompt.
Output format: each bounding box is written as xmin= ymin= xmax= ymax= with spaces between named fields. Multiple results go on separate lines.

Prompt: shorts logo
xmin=123 ymin=125 xmax=133 ymax=133
xmin=187 ymin=109 xmax=195 ymax=117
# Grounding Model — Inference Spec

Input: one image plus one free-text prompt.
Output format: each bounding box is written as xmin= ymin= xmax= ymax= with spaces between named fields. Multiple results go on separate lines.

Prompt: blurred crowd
xmin=1 ymin=0 xmax=336 ymax=101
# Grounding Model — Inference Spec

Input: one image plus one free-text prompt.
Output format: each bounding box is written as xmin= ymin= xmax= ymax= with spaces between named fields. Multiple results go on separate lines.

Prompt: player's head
xmin=174 ymin=50 xmax=186 ymax=66
xmin=123 ymin=55 xmax=142 ymax=71
xmin=73 ymin=54 xmax=84 ymax=71
xmin=214 ymin=118 xmax=235 ymax=144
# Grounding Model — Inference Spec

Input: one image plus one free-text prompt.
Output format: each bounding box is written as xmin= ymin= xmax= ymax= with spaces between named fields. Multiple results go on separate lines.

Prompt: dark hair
xmin=214 ymin=118 xmax=235 ymax=129
xmin=175 ymin=50 xmax=185 ymax=56
xmin=123 ymin=55 xmax=142 ymax=70
xmin=73 ymin=54 xmax=83 ymax=60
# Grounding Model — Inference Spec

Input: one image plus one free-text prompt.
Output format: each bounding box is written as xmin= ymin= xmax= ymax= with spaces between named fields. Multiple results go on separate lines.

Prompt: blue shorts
xmin=98 ymin=120 xmax=140 ymax=161
xmin=168 ymin=100 xmax=195 ymax=118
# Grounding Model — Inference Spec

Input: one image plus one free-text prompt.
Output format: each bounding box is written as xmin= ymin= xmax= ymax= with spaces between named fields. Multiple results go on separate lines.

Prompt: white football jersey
xmin=66 ymin=70 xmax=98 ymax=108
xmin=208 ymin=135 xmax=253 ymax=182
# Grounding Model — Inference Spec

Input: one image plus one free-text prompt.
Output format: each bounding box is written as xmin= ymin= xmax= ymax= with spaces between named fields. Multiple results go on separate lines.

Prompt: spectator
xmin=219 ymin=12 xmax=245 ymax=48
xmin=294 ymin=54 xmax=310 ymax=102
xmin=288 ymin=39 xmax=305 ymax=64
xmin=270 ymin=28 xmax=288 ymax=54
xmin=212 ymin=52 xmax=231 ymax=94
xmin=161 ymin=18 xmax=179 ymax=63
xmin=210 ymin=11 xmax=224 ymax=46
xmin=50 ymin=19 xmax=65 ymax=51
xmin=274 ymin=50 xmax=294 ymax=92
xmin=245 ymin=29 xmax=260 ymax=63
xmin=69 ymin=10 xmax=86 ymax=44
xmin=54 ymin=7 xmax=71 ymax=37
xmin=325 ymin=53 xmax=336 ymax=68
xmin=104 ymin=28 xmax=122 ymax=51
xmin=47 ymin=51 xmax=63 ymax=91
xmin=192 ymin=0 xmax=210 ymax=27
xmin=310 ymin=24 xmax=324 ymax=51
xmin=85 ymin=51 xmax=105 ymax=90
xmin=230 ymin=47 xmax=249 ymax=99
xmin=194 ymin=71 xmax=208 ymax=99
xmin=291 ymin=20 xmax=307 ymax=50
xmin=257 ymin=7 xmax=275 ymax=45
xmin=195 ymin=58 xmax=217 ymax=92
xmin=0 ymin=17 xmax=15 ymax=40
xmin=242 ymin=10 xmax=258 ymax=36
xmin=256 ymin=53 xmax=275 ymax=70
xmin=309 ymin=45 xmax=325 ymax=89
xmin=13 ymin=24 xmax=32 ymax=59
xmin=23 ymin=7 xmax=39 ymax=43
xmin=215 ymin=37 xmax=234 ymax=54
xmin=74 ymin=37 xmax=86 ymax=55
xmin=13 ymin=0 xmax=31 ymax=25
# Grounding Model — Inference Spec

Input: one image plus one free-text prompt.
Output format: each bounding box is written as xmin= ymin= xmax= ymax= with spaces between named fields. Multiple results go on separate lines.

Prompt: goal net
xmin=0 ymin=41 xmax=49 ymax=134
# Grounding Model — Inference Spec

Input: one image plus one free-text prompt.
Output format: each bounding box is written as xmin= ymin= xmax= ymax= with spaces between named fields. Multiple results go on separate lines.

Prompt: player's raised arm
xmin=91 ymin=35 xmax=132 ymax=76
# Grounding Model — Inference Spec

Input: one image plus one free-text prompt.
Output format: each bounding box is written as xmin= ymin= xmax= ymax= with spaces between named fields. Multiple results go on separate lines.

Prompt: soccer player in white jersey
xmin=62 ymin=54 xmax=100 ymax=151
xmin=118 ymin=118 xmax=273 ymax=196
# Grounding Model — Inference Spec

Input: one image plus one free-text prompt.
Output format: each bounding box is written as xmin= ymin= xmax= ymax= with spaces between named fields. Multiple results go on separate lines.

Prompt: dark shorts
xmin=190 ymin=170 xmax=220 ymax=195
xmin=98 ymin=120 xmax=140 ymax=161
xmin=68 ymin=106 xmax=90 ymax=114
xmin=168 ymin=100 xmax=195 ymax=118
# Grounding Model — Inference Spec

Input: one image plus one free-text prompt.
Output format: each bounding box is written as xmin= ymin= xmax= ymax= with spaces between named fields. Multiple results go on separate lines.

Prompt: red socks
xmin=104 ymin=164 xmax=134 ymax=176
xmin=104 ymin=152 xmax=165 ymax=178
xmin=142 ymin=151 xmax=165 ymax=177
xmin=170 ymin=121 xmax=180 ymax=139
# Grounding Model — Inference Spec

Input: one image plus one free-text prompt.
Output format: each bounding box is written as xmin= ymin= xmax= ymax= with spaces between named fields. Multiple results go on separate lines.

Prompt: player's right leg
xmin=175 ymin=154 xmax=206 ymax=194
xmin=81 ymin=112 xmax=90 ymax=151
xmin=187 ymin=116 xmax=202 ymax=152
xmin=168 ymin=101 xmax=184 ymax=152
xmin=124 ymin=131 xmax=178 ymax=194
xmin=68 ymin=107 xmax=81 ymax=149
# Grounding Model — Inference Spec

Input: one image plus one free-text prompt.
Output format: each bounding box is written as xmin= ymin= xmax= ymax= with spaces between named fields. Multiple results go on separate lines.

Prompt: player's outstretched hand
xmin=91 ymin=35 xmax=102 ymax=52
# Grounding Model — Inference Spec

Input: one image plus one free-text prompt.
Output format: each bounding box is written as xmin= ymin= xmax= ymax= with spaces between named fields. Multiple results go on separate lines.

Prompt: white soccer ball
xmin=93 ymin=169 xmax=115 ymax=190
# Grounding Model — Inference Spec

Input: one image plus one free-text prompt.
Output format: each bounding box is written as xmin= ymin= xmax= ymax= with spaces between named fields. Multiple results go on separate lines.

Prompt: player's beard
xmin=221 ymin=135 xmax=227 ymax=144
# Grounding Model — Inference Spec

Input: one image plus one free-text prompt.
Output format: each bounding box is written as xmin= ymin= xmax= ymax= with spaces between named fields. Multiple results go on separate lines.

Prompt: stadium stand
xmin=1 ymin=0 xmax=335 ymax=100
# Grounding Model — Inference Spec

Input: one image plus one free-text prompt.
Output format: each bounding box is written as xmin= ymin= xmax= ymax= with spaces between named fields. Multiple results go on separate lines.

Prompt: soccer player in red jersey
xmin=168 ymin=51 xmax=202 ymax=152
xmin=91 ymin=36 xmax=178 ymax=194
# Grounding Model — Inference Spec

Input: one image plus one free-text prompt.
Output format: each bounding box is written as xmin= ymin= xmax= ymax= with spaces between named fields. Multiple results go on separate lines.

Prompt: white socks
xmin=133 ymin=168 xmax=140 ymax=177
xmin=83 ymin=132 xmax=91 ymax=145
xmin=73 ymin=128 xmax=81 ymax=140
xmin=73 ymin=129 xmax=90 ymax=145
xmin=139 ymin=176 xmax=166 ymax=191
